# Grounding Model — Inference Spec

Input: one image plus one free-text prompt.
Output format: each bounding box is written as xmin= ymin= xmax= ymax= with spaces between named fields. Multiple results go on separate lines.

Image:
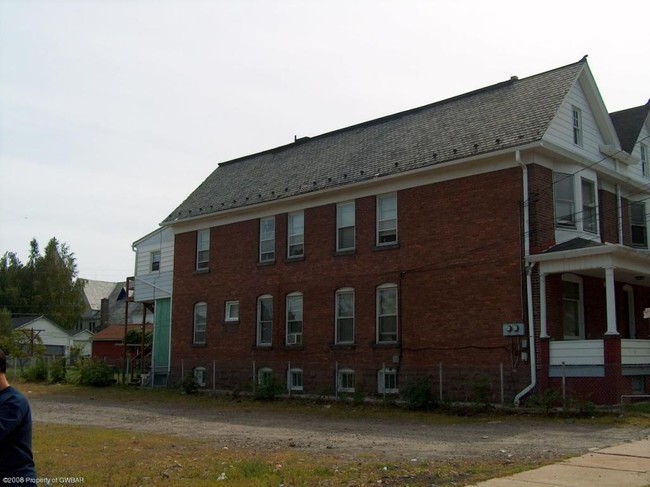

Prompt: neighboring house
xmin=152 ymin=57 xmax=649 ymax=405
xmin=11 ymin=315 xmax=93 ymax=358
xmin=131 ymin=227 xmax=174 ymax=386
xmin=91 ymin=323 xmax=153 ymax=367
xmin=77 ymin=279 xmax=146 ymax=333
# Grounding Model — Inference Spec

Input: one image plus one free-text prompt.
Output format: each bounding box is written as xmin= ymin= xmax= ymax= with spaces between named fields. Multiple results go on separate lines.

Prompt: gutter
xmin=514 ymin=150 xmax=537 ymax=406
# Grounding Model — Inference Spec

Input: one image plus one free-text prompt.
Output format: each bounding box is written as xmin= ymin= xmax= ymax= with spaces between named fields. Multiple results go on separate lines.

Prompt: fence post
xmin=439 ymin=363 xmax=443 ymax=403
xmin=500 ymin=363 xmax=504 ymax=404
xmin=561 ymin=361 xmax=566 ymax=409
xmin=181 ymin=359 xmax=184 ymax=380
xmin=382 ymin=362 xmax=386 ymax=401
xmin=335 ymin=361 xmax=339 ymax=401
xmin=212 ymin=360 xmax=216 ymax=392
xmin=288 ymin=361 xmax=291 ymax=398
xmin=252 ymin=360 xmax=256 ymax=395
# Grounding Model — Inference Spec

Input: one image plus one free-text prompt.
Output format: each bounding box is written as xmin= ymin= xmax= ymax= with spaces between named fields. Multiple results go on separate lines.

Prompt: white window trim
xmin=376 ymin=283 xmax=398 ymax=343
xmin=553 ymin=172 xmax=576 ymax=228
xmin=224 ymin=300 xmax=239 ymax=322
xmin=640 ymin=143 xmax=648 ymax=178
xmin=580 ymin=177 xmax=598 ymax=234
xmin=256 ymin=295 xmax=273 ymax=346
xmin=335 ymin=287 xmax=355 ymax=344
xmin=286 ymin=292 xmax=303 ymax=346
xmin=288 ymin=367 xmax=303 ymax=392
xmin=572 ymin=106 xmax=583 ymax=147
xmin=257 ymin=367 xmax=273 ymax=386
xmin=630 ymin=201 xmax=648 ymax=248
xmin=376 ymin=193 xmax=398 ymax=246
xmin=287 ymin=211 xmax=305 ymax=258
xmin=561 ymin=274 xmax=585 ymax=340
xmin=193 ymin=302 xmax=207 ymax=344
xmin=336 ymin=201 xmax=355 ymax=252
xmin=623 ymin=285 xmax=636 ymax=339
xmin=259 ymin=216 xmax=275 ymax=263
xmin=196 ymin=229 xmax=210 ymax=270
xmin=194 ymin=366 xmax=206 ymax=387
xmin=377 ymin=368 xmax=398 ymax=394
xmin=150 ymin=250 xmax=161 ymax=273
xmin=337 ymin=368 xmax=355 ymax=393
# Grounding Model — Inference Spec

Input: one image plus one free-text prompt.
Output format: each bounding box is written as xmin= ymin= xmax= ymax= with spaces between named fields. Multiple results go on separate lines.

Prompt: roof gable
xmin=610 ymin=101 xmax=650 ymax=153
xmin=163 ymin=59 xmax=587 ymax=226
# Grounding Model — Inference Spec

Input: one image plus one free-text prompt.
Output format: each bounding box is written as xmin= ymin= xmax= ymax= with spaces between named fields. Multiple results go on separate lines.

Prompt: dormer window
xmin=572 ymin=106 xmax=583 ymax=147
xmin=641 ymin=144 xmax=648 ymax=178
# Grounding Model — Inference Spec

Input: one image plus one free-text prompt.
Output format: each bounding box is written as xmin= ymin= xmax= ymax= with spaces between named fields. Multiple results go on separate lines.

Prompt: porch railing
xmin=549 ymin=340 xmax=604 ymax=366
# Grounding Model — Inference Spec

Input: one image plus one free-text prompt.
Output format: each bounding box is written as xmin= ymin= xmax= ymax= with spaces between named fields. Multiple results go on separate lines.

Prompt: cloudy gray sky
xmin=1 ymin=0 xmax=648 ymax=282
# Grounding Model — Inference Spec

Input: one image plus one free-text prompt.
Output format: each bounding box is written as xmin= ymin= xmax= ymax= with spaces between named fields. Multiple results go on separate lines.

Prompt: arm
xmin=0 ymin=394 xmax=26 ymax=441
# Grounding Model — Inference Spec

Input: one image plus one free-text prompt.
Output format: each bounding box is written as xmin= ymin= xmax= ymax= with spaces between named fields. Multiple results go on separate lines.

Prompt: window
xmin=376 ymin=284 xmax=398 ymax=343
xmin=259 ymin=217 xmax=275 ymax=263
xmin=561 ymin=274 xmax=584 ymax=340
xmin=151 ymin=251 xmax=161 ymax=272
xmin=287 ymin=211 xmax=304 ymax=258
xmin=286 ymin=293 xmax=303 ymax=345
xmin=193 ymin=302 xmax=207 ymax=344
xmin=335 ymin=288 xmax=354 ymax=344
xmin=224 ymin=300 xmax=239 ymax=323
xmin=257 ymin=367 xmax=273 ymax=386
xmin=631 ymin=202 xmax=648 ymax=248
xmin=641 ymin=144 xmax=648 ymax=178
xmin=288 ymin=368 xmax=303 ymax=392
xmin=376 ymin=193 xmax=397 ymax=245
xmin=196 ymin=229 xmax=210 ymax=270
xmin=572 ymin=106 xmax=583 ymax=146
xmin=336 ymin=202 xmax=355 ymax=251
xmin=553 ymin=172 xmax=575 ymax=228
xmin=337 ymin=368 xmax=355 ymax=393
xmin=377 ymin=368 xmax=398 ymax=394
xmin=256 ymin=295 xmax=273 ymax=346
xmin=193 ymin=367 xmax=206 ymax=387
xmin=581 ymin=178 xmax=597 ymax=233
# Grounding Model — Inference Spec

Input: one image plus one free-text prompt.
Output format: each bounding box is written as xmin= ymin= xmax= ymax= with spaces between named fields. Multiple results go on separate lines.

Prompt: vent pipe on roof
xmin=510 ymin=76 xmax=518 ymax=82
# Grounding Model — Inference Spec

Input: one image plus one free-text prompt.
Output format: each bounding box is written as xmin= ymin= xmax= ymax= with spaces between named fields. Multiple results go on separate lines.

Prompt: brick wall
xmin=170 ymin=166 xmax=531 ymax=394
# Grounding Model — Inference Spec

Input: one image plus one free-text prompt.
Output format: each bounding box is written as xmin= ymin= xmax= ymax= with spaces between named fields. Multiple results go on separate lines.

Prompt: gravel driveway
xmin=30 ymin=394 xmax=650 ymax=464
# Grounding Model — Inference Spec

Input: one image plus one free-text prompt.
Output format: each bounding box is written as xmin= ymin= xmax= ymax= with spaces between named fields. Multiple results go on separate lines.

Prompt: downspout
xmin=514 ymin=150 xmax=537 ymax=406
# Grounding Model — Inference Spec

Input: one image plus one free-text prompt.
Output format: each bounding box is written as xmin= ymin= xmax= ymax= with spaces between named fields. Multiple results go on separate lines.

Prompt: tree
xmin=0 ymin=238 xmax=85 ymax=329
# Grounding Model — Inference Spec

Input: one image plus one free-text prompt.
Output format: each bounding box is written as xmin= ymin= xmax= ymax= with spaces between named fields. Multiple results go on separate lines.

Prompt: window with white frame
xmin=150 ymin=250 xmax=161 ymax=272
xmin=256 ymin=295 xmax=273 ymax=346
xmin=572 ymin=106 xmax=583 ymax=146
xmin=287 ymin=211 xmax=304 ymax=258
xmin=286 ymin=293 xmax=303 ymax=346
xmin=561 ymin=274 xmax=584 ymax=340
xmin=581 ymin=178 xmax=597 ymax=233
xmin=196 ymin=229 xmax=210 ymax=270
xmin=553 ymin=173 xmax=576 ymax=228
xmin=376 ymin=284 xmax=398 ymax=343
xmin=641 ymin=143 xmax=648 ymax=178
xmin=376 ymin=193 xmax=397 ymax=245
xmin=336 ymin=202 xmax=355 ymax=251
xmin=193 ymin=302 xmax=207 ymax=344
xmin=259 ymin=217 xmax=275 ymax=263
xmin=335 ymin=288 xmax=354 ymax=344
xmin=224 ymin=300 xmax=239 ymax=323
xmin=631 ymin=202 xmax=648 ymax=248
xmin=377 ymin=368 xmax=398 ymax=394
xmin=257 ymin=367 xmax=273 ymax=386
xmin=288 ymin=368 xmax=303 ymax=391
xmin=193 ymin=366 xmax=206 ymax=387
xmin=337 ymin=368 xmax=355 ymax=393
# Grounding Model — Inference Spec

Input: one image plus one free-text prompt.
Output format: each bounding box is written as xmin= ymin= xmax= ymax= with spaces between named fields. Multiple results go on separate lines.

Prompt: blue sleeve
xmin=0 ymin=394 xmax=27 ymax=441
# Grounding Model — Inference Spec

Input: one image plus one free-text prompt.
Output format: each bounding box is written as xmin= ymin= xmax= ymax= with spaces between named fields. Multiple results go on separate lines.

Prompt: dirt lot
xmin=30 ymin=392 xmax=650 ymax=464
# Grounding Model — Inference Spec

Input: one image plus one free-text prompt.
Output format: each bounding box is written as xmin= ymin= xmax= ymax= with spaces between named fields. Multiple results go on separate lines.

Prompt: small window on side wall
xmin=196 ymin=229 xmax=210 ymax=270
xmin=151 ymin=251 xmax=161 ymax=272
xmin=377 ymin=368 xmax=398 ymax=394
xmin=288 ymin=368 xmax=303 ymax=392
xmin=572 ymin=106 xmax=583 ymax=147
xmin=631 ymin=202 xmax=648 ymax=248
xmin=376 ymin=193 xmax=397 ymax=245
xmin=224 ymin=300 xmax=239 ymax=323
xmin=194 ymin=367 xmax=206 ymax=387
xmin=193 ymin=302 xmax=207 ymax=344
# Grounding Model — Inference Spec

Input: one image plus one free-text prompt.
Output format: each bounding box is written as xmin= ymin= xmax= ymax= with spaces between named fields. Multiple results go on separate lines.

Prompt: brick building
xmin=149 ymin=57 xmax=650 ymax=404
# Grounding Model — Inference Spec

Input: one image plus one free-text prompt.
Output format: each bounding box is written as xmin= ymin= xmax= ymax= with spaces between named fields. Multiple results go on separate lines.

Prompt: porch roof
xmin=527 ymin=240 xmax=650 ymax=287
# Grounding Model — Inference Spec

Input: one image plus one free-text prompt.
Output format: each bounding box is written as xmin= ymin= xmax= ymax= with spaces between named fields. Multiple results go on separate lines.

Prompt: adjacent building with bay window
xmin=140 ymin=57 xmax=650 ymax=404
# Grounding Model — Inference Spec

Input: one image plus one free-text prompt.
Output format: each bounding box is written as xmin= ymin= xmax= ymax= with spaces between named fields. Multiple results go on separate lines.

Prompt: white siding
xmin=627 ymin=123 xmax=650 ymax=182
xmin=544 ymin=80 xmax=615 ymax=171
xmin=550 ymin=340 xmax=604 ymax=366
xmin=622 ymin=339 xmax=650 ymax=365
xmin=133 ymin=227 xmax=174 ymax=302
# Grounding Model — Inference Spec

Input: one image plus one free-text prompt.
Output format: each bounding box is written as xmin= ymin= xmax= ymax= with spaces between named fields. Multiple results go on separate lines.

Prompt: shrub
xmin=468 ymin=376 xmax=492 ymax=407
xmin=526 ymin=389 xmax=561 ymax=415
xmin=49 ymin=357 xmax=67 ymax=383
xmin=79 ymin=359 xmax=115 ymax=387
xmin=254 ymin=376 xmax=284 ymax=401
xmin=402 ymin=376 xmax=436 ymax=411
xmin=179 ymin=374 xmax=199 ymax=395
xmin=22 ymin=358 xmax=48 ymax=383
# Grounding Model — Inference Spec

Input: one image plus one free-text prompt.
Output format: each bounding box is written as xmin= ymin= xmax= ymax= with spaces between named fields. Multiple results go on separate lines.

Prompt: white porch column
xmin=539 ymin=273 xmax=549 ymax=338
xmin=604 ymin=266 xmax=619 ymax=336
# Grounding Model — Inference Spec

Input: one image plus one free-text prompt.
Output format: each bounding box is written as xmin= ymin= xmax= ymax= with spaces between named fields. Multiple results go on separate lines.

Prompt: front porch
xmin=528 ymin=240 xmax=650 ymax=404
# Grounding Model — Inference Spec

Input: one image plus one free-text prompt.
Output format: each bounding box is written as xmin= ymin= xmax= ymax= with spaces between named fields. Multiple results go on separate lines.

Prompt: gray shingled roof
xmin=610 ymin=101 xmax=650 ymax=153
xmin=164 ymin=59 xmax=586 ymax=225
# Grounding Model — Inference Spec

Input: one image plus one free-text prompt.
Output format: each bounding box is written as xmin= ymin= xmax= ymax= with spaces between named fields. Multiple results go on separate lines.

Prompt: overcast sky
xmin=0 ymin=0 xmax=648 ymax=282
